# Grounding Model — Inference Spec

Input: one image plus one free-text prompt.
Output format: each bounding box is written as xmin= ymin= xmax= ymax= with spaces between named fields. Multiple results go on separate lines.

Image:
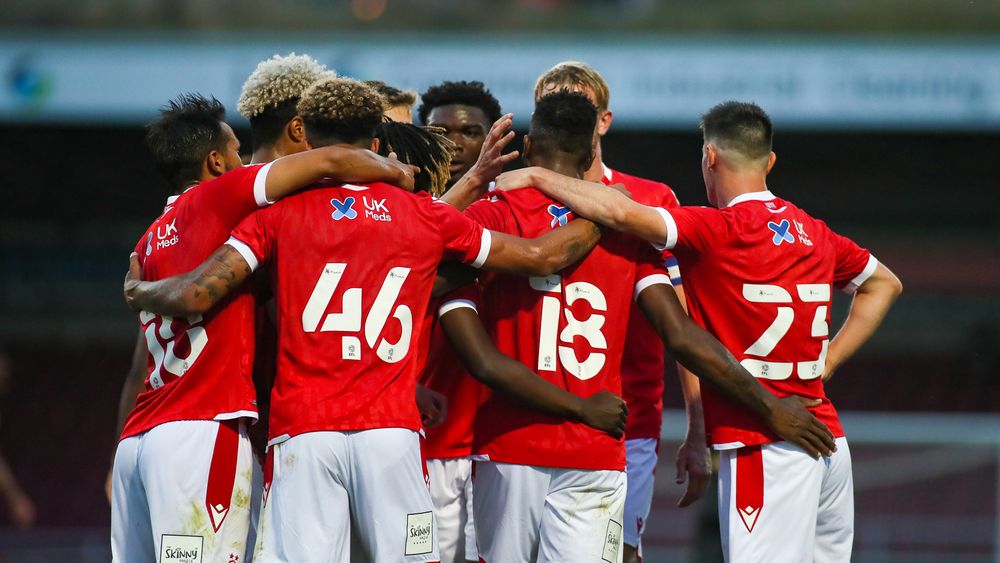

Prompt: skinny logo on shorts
xmin=160 ymin=534 xmax=204 ymax=563
xmin=602 ymin=520 xmax=623 ymax=562
xmin=404 ymin=511 xmax=434 ymax=556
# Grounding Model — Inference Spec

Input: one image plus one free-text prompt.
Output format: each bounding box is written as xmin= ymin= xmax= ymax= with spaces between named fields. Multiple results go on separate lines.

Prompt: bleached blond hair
xmin=297 ymin=77 xmax=386 ymax=144
xmin=237 ymin=53 xmax=335 ymax=119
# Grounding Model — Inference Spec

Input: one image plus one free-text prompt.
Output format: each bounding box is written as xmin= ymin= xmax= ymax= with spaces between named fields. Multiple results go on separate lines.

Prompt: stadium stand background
xmin=0 ymin=1 xmax=997 ymax=561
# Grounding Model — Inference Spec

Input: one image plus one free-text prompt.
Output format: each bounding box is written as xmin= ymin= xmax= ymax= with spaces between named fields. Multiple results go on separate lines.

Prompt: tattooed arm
xmin=480 ymin=219 xmax=602 ymax=277
xmin=123 ymin=245 xmax=253 ymax=317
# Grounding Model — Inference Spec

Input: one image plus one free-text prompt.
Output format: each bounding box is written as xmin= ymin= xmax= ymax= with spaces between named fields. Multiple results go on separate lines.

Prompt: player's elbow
xmin=463 ymin=354 xmax=501 ymax=386
xmin=523 ymin=243 xmax=559 ymax=276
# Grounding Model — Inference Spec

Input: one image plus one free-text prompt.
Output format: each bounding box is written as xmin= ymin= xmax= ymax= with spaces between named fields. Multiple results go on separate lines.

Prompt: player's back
xmin=666 ymin=191 xmax=875 ymax=447
xmin=464 ymin=187 xmax=668 ymax=471
xmin=230 ymin=181 xmax=488 ymax=444
xmin=123 ymin=165 xmax=268 ymax=439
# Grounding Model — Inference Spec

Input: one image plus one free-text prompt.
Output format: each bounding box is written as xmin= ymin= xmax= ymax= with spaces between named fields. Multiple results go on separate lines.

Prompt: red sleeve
xmin=656 ymin=186 xmax=682 ymax=284
xmin=462 ymin=196 xmax=515 ymax=234
xmin=228 ymin=207 xmax=277 ymax=272
xmin=194 ymin=163 xmax=273 ymax=229
xmin=430 ymin=199 xmax=491 ymax=267
xmin=437 ymin=281 xmax=483 ymax=319
xmin=632 ymin=238 xmax=672 ymax=300
xmin=827 ymin=226 xmax=876 ymax=294
xmin=655 ymin=205 xmax=724 ymax=255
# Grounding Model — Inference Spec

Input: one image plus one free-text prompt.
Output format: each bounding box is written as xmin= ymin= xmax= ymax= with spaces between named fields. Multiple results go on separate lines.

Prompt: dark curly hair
xmin=530 ymin=91 xmax=597 ymax=165
xmin=145 ymin=93 xmax=227 ymax=191
xmin=375 ymin=121 xmax=454 ymax=196
xmin=417 ymin=80 xmax=501 ymax=126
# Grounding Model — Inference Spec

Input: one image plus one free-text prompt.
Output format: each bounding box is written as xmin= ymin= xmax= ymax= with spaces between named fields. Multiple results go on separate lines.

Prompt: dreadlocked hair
xmin=375 ymin=120 xmax=455 ymax=196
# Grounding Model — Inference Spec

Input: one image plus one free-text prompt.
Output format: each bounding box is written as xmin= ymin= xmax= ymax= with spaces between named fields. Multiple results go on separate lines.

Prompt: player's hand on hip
xmin=470 ymin=113 xmax=520 ymax=182
xmin=766 ymin=395 xmax=836 ymax=458
xmin=123 ymin=252 xmax=143 ymax=311
xmin=415 ymin=385 xmax=448 ymax=428
xmin=580 ymin=391 xmax=628 ymax=439
xmin=675 ymin=438 xmax=712 ymax=508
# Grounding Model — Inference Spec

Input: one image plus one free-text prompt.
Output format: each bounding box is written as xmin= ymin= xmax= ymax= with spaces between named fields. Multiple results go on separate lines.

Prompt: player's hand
xmin=579 ymin=391 xmax=628 ymax=438
xmin=675 ymin=438 xmax=711 ymax=508
xmin=381 ymin=151 xmax=420 ymax=193
xmin=415 ymin=385 xmax=448 ymax=428
xmin=765 ymin=395 xmax=836 ymax=458
xmin=123 ymin=252 xmax=143 ymax=311
xmin=493 ymin=167 xmax=545 ymax=193
xmin=467 ymin=113 xmax=520 ymax=184
xmin=7 ymin=493 xmax=36 ymax=529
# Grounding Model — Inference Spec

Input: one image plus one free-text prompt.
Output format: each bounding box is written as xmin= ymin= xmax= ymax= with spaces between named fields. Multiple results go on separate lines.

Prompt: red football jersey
xmin=603 ymin=165 xmax=682 ymax=440
xmin=656 ymin=191 xmax=877 ymax=449
xmin=228 ymin=182 xmax=490 ymax=445
xmin=123 ymin=163 xmax=274 ymax=440
xmin=417 ymin=291 xmax=488 ymax=460
xmin=458 ymin=187 xmax=670 ymax=471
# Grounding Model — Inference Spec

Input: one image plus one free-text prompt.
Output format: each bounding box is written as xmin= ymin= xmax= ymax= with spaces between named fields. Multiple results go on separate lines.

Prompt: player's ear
xmin=704 ymin=144 xmax=718 ymax=169
xmin=287 ymin=116 xmax=306 ymax=144
xmin=206 ymin=150 xmax=226 ymax=177
xmin=370 ymin=137 xmax=380 ymax=153
xmin=766 ymin=151 xmax=777 ymax=174
xmin=596 ymin=109 xmax=613 ymax=137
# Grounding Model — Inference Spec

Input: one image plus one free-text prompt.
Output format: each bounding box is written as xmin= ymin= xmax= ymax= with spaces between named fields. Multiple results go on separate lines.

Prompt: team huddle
xmin=109 ymin=55 xmax=902 ymax=563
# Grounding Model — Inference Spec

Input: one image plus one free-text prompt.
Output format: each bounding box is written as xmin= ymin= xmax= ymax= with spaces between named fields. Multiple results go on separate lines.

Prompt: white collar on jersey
xmin=725 ymin=189 xmax=776 ymax=208
xmin=601 ymin=162 xmax=613 ymax=182
xmin=165 ymin=185 xmax=198 ymax=207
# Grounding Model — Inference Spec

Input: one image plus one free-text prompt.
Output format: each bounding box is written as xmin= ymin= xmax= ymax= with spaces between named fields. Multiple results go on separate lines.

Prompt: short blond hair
xmin=237 ymin=53 xmax=335 ymax=119
xmin=534 ymin=61 xmax=610 ymax=110
xmin=297 ymin=77 xmax=385 ymax=144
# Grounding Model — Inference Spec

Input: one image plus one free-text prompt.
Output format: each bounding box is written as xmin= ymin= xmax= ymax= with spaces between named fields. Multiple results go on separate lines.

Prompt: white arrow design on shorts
xmin=738 ymin=505 xmax=761 ymax=533
xmin=209 ymin=502 xmax=230 ymax=532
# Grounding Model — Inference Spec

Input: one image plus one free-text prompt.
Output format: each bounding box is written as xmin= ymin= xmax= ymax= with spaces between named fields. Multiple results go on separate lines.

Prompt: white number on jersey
xmin=532 ymin=275 xmax=609 ymax=380
xmin=301 ymin=263 xmax=413 ymax=363
xmin=740 ymin=283 xmax=831 ymax=380
xmin=139 ymin=311 xmax=208 ymax=389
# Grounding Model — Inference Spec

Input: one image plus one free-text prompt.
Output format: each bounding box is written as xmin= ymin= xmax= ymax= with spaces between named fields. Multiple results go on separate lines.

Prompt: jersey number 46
xmin=301 ymin=263 xmax=412 ymax=364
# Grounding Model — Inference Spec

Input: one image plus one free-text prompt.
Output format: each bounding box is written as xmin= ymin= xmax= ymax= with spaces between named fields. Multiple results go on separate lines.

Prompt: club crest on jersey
xmin=548 ymin=204 xmax=571 ymax=228
xmin=331 ymin=197 xmax=358 ymax=221
xmin=767 ymin=219 xmax=795 ymax=246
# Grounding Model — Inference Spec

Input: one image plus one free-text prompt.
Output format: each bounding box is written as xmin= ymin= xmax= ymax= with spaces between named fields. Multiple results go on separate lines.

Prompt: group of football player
xmin=108 ymin=54 xmax=902 ymax=563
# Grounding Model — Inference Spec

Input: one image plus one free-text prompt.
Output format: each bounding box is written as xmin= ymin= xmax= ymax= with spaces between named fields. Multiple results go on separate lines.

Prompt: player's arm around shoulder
xmin=495 ymin=166 xmax=669 ymax=246
xmin=438 ymin=299 xmax=627 ymax=437
xmin=824 ymin=261 xmax=902 ymax=381
xmin=123 ymin=243 xmax=254 ymax=317
xmin=263 ymin=145 xmax=417 ymax=202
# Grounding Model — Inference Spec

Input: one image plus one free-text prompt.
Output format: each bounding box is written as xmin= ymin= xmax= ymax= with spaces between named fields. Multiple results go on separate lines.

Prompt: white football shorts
xmin=473 ymin=461 xmax=626 ymax=563
xmin=111 ymin=419 xmax=254 ymax=563
xmin=252 ymin=428 xmax=439 ymax=563
xmin=718 ymin=437 xmax=853 ymax=563
xmin=623 ymin=438 xmax=659 ymax=553
xmin=426 ymin=457 xmax=477 ymax=563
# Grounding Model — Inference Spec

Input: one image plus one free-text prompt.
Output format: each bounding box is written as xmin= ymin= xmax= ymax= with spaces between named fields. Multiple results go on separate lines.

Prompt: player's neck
xmin=250 ymin=145 xmax=282 ymax=165
xmin=716 ymin=170 xmax=769 ymax=207
xmin=583 ymin=141 xmax=604 ymax=183
xmin=533 ymin=158 xmax=584 ymax=180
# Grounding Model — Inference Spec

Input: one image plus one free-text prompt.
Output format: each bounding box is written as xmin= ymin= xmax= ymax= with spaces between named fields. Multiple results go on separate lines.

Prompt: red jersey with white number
xmin=418 ymin=291 xmax=488 ymax=459
xmin=603 ymin=166 xmax=682 ymax=440
xmin=229 ymin=182 xmax=490 ymax=444
xmin=123 ymin=164 xmax=273 ymax=440
xmin=459 ymin=187 xmax=670 ymax=471
xmin=656 ymin=191 xmax=877 ymax=449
